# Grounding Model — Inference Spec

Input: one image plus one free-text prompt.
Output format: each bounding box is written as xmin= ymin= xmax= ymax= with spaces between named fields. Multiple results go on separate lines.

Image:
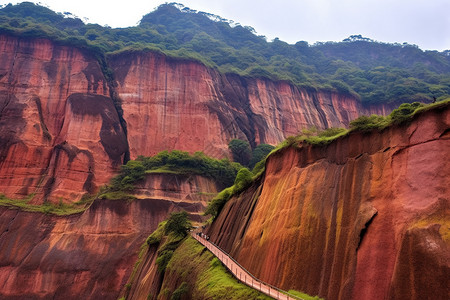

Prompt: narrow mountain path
xmin=191 ymin=232 xmax=304 ymax=300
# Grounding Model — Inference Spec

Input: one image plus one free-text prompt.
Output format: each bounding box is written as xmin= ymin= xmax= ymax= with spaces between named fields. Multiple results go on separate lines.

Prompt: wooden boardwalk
xmin=191 ymin=233 xmax=304 ymax=300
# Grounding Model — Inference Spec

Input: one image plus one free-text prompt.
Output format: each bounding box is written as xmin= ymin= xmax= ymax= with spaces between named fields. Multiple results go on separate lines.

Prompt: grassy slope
xmin=160 ymin=237 xmax=272 ymax=300
xmin=0 ymin=193 xmax=92 ymax=215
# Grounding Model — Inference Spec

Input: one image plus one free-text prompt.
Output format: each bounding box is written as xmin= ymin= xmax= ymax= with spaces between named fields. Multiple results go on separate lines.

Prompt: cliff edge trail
xmin=192 ymin=232 xmax=304 ymax=300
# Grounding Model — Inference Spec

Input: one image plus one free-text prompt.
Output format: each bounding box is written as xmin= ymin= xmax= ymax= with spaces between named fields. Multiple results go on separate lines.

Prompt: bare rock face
xmin=208 ymin=106 xmax=450 ymax=300
xmin=109 ymin=51 xmax=394 ymax=159
xmin=0 ymin=35 xmax=128 ymax=203
xmin=0 ymin=173 xmax=218 ymax=299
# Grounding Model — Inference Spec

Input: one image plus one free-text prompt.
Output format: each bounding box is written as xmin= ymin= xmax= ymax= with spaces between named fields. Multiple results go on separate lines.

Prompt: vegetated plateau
xmin=0 ymin=2 xmax=449 ymax=300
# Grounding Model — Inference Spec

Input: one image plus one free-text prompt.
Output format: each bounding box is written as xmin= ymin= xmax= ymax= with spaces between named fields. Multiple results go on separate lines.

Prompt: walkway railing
xmin=191 ymin=233 xmax=304 ymax=300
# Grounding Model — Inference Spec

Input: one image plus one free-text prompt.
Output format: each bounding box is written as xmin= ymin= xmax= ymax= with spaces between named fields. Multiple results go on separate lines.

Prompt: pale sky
xmin=1 ymin=0 xmax=449 ymax=51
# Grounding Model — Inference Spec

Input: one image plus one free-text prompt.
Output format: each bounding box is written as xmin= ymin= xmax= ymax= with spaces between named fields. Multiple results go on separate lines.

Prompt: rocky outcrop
xmin=0 ymin=35 xmax=127 ymax=203
xmin=0 ymin=173 xmax=218 ymax=299
xmin=109 ymin=51 xmax=394 ymax=159
xmin=208 ymin=105 xmax=450 ymax=300
xmin=0 ymin=34 xmax=395 ymax=202
xmin=134 ymin=173 xmax=219 ymax=223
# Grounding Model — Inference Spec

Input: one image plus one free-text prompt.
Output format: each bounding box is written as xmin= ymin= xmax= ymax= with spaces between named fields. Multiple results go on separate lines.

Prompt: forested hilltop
xmin=1 ymin=1 xmax=449 ymax=104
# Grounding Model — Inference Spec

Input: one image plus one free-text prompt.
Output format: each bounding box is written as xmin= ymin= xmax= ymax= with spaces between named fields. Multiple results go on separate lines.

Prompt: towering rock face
xmin=208 ymin=106 xmax=450 ymax=300
xmin=0 ymin=35 xmax=127 ymax=203
xmin=0 ymin=35 xmax=395 ymax=202
xmin=0 ymin=173 xmax=218 ymax=299
xmin=110 ymin=51 xmax=394 ymax=159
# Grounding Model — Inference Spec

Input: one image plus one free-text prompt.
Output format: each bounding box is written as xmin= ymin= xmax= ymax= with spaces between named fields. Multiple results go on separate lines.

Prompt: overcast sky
xmin=1 ymin=0 xmax=449 ymax=51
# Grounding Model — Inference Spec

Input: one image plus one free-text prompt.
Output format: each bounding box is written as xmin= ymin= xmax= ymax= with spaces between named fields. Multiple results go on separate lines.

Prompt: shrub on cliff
xmin=102 ymin=150 xmax=243 ymax=198
xmin=233 ymin=168 xmax=253 ymax=192
xmin=204 ymin=168 xmax=253 ymax=219
xmin=165 ymin=211 xmax=192 ymax=237
xmin=171 ymin=282 xmax=188 ymax=300
xmin=146 ymin=211 xmax=192 ymax=273
xmin=204 ymin=187 xmax=233 ymax=218
xmin=349 ymin=114 xmax=388 ymax=131
xmin=228 ymin=139 xmax=252 ymax=166
xmin=389 ymin=102 xmax=424 ymax=124
xmin=249 ymin=144 xmax=275 ymax=169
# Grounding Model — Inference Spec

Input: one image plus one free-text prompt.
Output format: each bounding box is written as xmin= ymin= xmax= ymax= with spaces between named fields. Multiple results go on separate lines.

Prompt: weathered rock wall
xmin=0 ymin=173 xmax=218 ymax=299
xmin=110 ymin=51 xmax=394 ymax=159
xmin=208 ymin=106 xmax=450 ymax=300
xmin=0 ymin=35 xmax=127 ymax=203
xmin=0 ymin=35 xmax=394 ymax=202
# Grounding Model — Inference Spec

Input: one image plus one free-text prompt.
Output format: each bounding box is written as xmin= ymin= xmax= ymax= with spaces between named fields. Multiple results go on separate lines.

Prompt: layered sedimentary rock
xmin=0 ymin=34 xmax=395 ymax=202
xmin=0 ymin=35 xmax=127 ymax=203
xmin=208 ymin=106 xmax=450 ymax=300
xmin=110 ymin=51 xmax=394 ymax=159
xmin=0 ymin=173 xmax=217 ymax=299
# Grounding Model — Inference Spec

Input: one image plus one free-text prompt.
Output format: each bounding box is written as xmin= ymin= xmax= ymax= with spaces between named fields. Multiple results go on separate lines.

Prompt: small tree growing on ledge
xmin=228 ymin=139 xmax=251 ymax=166
xmin=165 ymin=210 xmax=192 ymax=237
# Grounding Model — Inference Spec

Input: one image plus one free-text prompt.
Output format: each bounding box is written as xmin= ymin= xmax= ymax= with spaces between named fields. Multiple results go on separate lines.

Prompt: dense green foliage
xmin=0 ymin=193 xmax=93 ymax=215
xmin=1 ymin=2 xmax=449 ymax=104
xmin=100 ymin=150 xmax=242 ymax=198
xmin=145 ymin=211 xmax=192 ymax=273
xmin=270 ymin=99 xmax=450 ymax=153
xmin=228 ymin=139 xmax=251 ymax=166
xmin=163 ymin=237 xmax=272 ymax=300
xmin=249 ymin=144 xmax=275 ymax=169
xmin=349 ymin=101 xmax=429 ymax=130
xmin=165 ymin=211 xmax=192 ymax=237
xmin=233 ymin=168 xmax=253 ymax=192
xmin=204 ymin=187 xmax=233 ymax=219
xmin=205 ymin=167 xmax=255 ymax=218
xmin=170 ymin=282 xmax=188 ymax=300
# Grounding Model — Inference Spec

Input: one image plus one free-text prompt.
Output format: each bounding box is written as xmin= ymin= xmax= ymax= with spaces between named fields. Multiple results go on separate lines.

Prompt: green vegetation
xmin=0 ymin=193 xmax=94 ymax=215
xmin=233 ymin=168 xmax=253 ymax=192
xmin=0 ymin=2 xmax=448 ymax=105
xmin=99 ymin=150 xmax=243 ymax=199
xmin=268 ymin=99 xmax=450 ymax=155
xmin=171 ymin=282 xmax=188 ymax=300
xmin=249 ymin=144 xmax=275 ymax=169
xmin=147 ymin=211 xmax=193 ymax=273
xmin=162 ymin=237 xmax=271 ymax=300
xmin=204 ymin=166 xmax=256 ymax=219
xmin=124 ymin=211 xmax=193 ymax=299
xmin=205 ymin=167 xmax=255 ymax=219
xmin=204 ymin=187 xmax=234 ymax=219
xmin=228 ymin=139 xmax=252 ymax=166
xmin=164 ymin=210 xmax=193 ymax=237
xmin=205 ymin=142 xmax=274 ymax=219
xmin=287 ymin=290 xmax=323 ymax=300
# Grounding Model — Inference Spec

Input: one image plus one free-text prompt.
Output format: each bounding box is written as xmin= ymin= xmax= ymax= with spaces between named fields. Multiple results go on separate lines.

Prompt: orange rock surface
xmin=0 ymin=35 xmax=127 ymax=203
xmin=0 ymin=173 xmax=218 ymax=299
xmin=0 ymin=35 xmax=394 ymax=202
xmin=208 ymin=106 xmax=450 ymax=300
xmin=110 ymin=51 xmax=394 ymax=159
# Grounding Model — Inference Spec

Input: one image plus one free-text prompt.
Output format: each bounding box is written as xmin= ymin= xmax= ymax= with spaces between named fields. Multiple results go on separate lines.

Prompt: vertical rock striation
xmin=208 ymin=106 xmax=450 ymax=300
xmin=0 ymin=35 xmax=127 ymax=203
xmin=109 ymin=51 xmax=395 ymax=159
xmin=0 ymin=35 xmax=394 ymax=202
xmin=0 ymin=173 xmax=218 ymax=299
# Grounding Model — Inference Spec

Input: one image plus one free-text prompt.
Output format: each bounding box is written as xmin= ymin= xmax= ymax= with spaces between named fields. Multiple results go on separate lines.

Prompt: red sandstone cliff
xmin=109 ymin=51 xmax=394 ymax=159
xmin=0 ymin=173 xmax=218 ymax=299
xmin=208 ymin=106 xmax=450 ymax=300
xmin=0 ymin=35 xmax=394 ymax=203
xmin=0 ymin=35 xmax=127 ymax=203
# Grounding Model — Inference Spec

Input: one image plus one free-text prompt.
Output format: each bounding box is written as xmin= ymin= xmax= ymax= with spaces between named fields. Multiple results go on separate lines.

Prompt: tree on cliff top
xmin=249 ymin=143 xmax=275 ymax=169
xmin=228 ymin=139 xmax=251 ymax=166
xmin=165 ymin=210 xmax=192 ymax=237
